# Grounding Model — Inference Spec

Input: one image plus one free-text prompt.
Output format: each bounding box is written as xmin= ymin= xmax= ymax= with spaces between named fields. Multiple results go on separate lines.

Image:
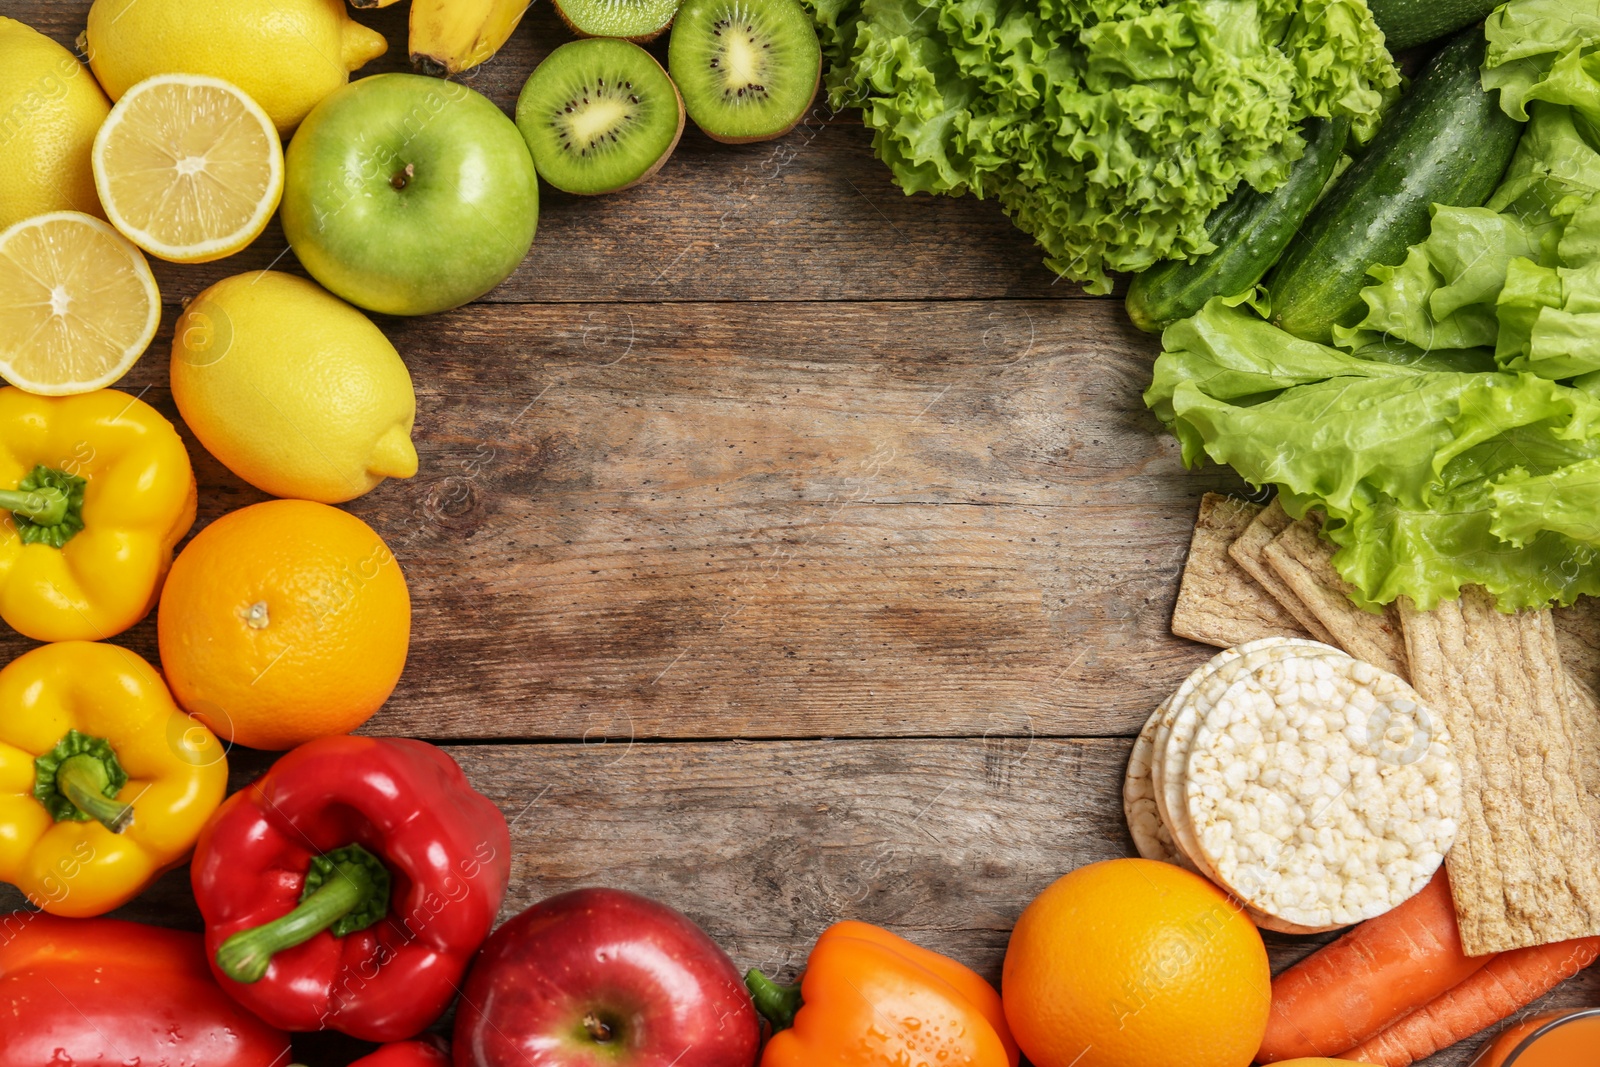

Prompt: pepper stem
xmin=745 ymin=969 xmax=805 ymax=1031
xmin=0 ymin=485 xmax=68 ymax=525
xmin=215 ymin=844 xmax=392 ymax=984
xmin=33 ymin=730 xmax=132 ymax=830
xmin=3 ymin=465 xmax=86 ymax=548
xmin=56 ymin=755 xmax=134 ymax=832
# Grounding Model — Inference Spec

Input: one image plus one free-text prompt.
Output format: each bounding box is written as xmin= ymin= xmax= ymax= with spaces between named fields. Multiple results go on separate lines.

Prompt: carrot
xmin=1258 ymin=869 xmax=1492 ymax=1062
xmin=1340 ymin=935 xmax=1600 ymax=1066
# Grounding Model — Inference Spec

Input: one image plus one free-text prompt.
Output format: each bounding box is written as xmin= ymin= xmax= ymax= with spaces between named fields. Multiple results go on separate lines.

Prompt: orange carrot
xmin=1258 ymin=870 xmax=1492 ymax=1062
xmin=1340 ymin=935 xmax=1600 ymax=1066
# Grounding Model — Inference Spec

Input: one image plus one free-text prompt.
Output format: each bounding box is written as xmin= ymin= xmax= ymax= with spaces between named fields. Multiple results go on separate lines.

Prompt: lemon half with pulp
xmin=93 ymin=74 xmax=283 ymax=264
xmin=0 ymin=211 xmax=161 ymax=395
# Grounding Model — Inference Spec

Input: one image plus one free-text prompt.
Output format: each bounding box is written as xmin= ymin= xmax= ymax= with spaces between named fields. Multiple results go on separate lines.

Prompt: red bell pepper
xmin=350 ymin=1040 xmax=451 ymax=1066
xmin=0 ymin=912 xmax=292 ymax=1067
xmin=192 ymin=736 xmax=511 ymax=1042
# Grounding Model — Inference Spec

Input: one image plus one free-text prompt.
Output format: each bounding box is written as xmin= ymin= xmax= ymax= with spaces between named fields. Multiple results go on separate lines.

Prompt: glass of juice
xmin=1476 ymin=1007 xmax=1600 ymax=1065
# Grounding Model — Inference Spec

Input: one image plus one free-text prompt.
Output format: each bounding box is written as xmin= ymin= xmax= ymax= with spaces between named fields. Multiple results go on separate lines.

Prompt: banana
xmin=349 ymin=0 xmax=405 ymax=9
xmin=410 ymin=0 xmax=530 ymax=75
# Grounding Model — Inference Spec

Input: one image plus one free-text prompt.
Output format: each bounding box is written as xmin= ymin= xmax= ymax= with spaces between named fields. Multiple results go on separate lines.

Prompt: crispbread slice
xmin=1263 ymin=516 xmax=1409 ymax=680
xmin=1228 ymin=499 xmax=1339 ymax=645
xmin=1399 ymin=587 xmax=1600 ymax=955
xmin=1172 ymin=494 xmax=1311 ymax=649
xmin=1555 ymin=597 xmax=1600 ymax=697
xmin=1565 ymin=673 xmax=1600 ymax=837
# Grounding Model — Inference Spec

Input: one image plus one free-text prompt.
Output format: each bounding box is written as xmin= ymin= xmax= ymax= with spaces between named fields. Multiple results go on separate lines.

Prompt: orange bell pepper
xmin=747 ymin=920 xmax=1019 ymax=1067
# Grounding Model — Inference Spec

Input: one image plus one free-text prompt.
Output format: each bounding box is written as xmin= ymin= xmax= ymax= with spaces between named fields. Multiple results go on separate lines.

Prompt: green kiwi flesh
xmin=515 ymin=39 xmax=685 ymax=196
xmin=668 ymin=0 xmax=821 ymax=143
xmin=554 ymin=0 xmax=681 ymax=41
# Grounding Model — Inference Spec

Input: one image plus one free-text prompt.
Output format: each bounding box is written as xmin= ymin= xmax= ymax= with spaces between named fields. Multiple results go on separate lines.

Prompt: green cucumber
xmin=1125 ymin=116 xmax=1351 ymax=334
xmin=1368 ymin=0 xmax=1500 ymax=52
xmin=1267 ymin=28 xmax=1520 ymax=344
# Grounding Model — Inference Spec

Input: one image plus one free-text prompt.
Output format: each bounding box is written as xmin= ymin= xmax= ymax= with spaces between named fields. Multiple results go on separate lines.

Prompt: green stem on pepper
xmin=745 ymin=969 xmax=804 ymax=1031
xmin=216 ymin=844 xmax=392 ymax=984
xmin=33 ymin=729 xmax=133 ymax=832
xmin=56 ymin=755 xmax=134 ymax=832
xmin=1 ymin=465 xmax=86 ymax=548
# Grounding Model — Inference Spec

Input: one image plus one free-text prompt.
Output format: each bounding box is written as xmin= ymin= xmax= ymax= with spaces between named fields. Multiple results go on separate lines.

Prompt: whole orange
xmin=157 ymin=499 xmax=410 ymax=750
xmin=1002 ymin=858 xmax=1270 ymax=1067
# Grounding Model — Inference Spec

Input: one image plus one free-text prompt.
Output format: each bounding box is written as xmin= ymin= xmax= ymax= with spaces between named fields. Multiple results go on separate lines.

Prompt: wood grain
xmin=7 ymin=2 xmax=1595 ymax=1061
xmin=26 ymin=4 xmax=1095 ymax=306
xmin=3 ymin=738 xmax=1592 ymax=1066
xmin=0 ymin=299 xmax=1240 ymax=739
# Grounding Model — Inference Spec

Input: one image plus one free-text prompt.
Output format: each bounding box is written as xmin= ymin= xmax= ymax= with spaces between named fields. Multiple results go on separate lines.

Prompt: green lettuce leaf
xmin=1149 ymin=300 xmax=1600 ymax=609
xmin=1484 ymin=0 xmax=1600 ymax=119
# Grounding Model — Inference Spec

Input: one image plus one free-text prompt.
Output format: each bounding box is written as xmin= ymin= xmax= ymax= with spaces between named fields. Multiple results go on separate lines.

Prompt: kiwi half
xmin=554 ymin=0 xmax=681 ymax=42
xmin=667 ymin=0 xmax=821 ymax=144
xmin=515 ymin=39 xmax=686 ymax=196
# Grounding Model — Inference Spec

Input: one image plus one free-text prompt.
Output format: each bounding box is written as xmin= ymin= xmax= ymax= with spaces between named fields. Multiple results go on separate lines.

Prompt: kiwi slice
xmin=668 ymin=0 xmax=821 ymax=144
xmin=515 ymin=39 xmax=686 ymax=196
xmin=554 ymin=0 xmax=681 ymax=42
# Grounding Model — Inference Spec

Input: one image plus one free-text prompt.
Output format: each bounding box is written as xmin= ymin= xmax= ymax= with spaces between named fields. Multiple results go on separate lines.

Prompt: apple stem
xmin=745 ymin=969 xmax=805 ymax=1031
xmin=583 ymin=1013 xmax=615 ymax=1042
xmin=392 ymin=163 xmax=415 ymax=190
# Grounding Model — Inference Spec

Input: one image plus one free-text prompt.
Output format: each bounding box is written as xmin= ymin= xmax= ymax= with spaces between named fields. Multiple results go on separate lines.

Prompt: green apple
xmin=281 ymin=74 xmax=538 ymax=316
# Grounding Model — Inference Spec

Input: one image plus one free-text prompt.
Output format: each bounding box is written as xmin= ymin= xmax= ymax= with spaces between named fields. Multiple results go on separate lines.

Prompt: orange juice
xmin=1476 ymin=1008 xmax=1600 ymax=1065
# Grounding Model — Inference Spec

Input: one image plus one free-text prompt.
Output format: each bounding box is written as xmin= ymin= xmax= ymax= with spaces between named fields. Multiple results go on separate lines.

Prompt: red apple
xmin=453 ymin=887 xmax=761 ymax=1067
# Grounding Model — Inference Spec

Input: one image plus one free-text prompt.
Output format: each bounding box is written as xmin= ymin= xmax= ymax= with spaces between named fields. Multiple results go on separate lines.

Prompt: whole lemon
xmin=171 ymin=271 xmax=418 ymax=504
xmin=1002 ymin=858 xmax=1271 ymax=1067
xmin=0 ymin=18 xmax=110 ymax=230
xmin=83 ymin=0 xmax=386 ymax=134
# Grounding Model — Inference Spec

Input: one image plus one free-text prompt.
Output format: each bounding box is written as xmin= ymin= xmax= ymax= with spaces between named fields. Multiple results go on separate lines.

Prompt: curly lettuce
xmin=808 ymin=0 xmax=1399 ymax=293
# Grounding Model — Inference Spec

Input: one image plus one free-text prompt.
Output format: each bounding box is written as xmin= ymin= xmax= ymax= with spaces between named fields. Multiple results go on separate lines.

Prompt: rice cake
xmin=1186 ymin=653 xmax=1461 ymax=929
xmin=1124 ymin=702 xmax=1191 ymax=869
xmin=1126 ymin=690 xmax=1334 ymax=934
xmin=1171 ymin=494 xmax=1311 ymax=649
xmin=1156 ymin=639 xmax=1341 ymax=875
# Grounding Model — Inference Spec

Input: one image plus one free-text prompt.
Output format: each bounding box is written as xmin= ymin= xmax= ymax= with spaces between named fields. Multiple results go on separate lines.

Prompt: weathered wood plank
xmin=3 ymin=738 xmax=1590 ymax=1066
xmin=0 ymin=299 xmax=1239 ymax=738
xmin=19 ymin=1 xmax=1095 ymax=304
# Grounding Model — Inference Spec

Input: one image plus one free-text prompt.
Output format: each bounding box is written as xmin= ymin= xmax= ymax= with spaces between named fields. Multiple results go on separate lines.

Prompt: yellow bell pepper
xmin=0 ymin=641 xmax=228 ymax=917
xmin=0 ymin=387 xmax=196 ymax=642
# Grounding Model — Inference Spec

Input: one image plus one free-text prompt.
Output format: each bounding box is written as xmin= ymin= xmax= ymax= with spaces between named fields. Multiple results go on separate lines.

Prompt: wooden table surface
xmin=6 ymin=3 xmax=1597 ymax=1063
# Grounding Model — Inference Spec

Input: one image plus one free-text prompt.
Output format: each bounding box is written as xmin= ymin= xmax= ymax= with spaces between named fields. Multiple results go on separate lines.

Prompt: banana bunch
xmin=408 ymin=0 xmax=531 ymax=74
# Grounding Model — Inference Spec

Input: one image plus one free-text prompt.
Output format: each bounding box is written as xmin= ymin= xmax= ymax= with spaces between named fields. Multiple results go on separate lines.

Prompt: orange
xmin=157 ymin=499 xmax=409 ymax=750
xmin=1001 ymin=858 xmax=1270 ymax=1067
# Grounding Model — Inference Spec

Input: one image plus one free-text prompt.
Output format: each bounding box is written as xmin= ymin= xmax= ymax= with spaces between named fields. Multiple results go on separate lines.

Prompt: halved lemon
xmin=92 ymin=73 xmax=284 ymax=264
xmin=0 ymin=211 xmax=161 ymax=395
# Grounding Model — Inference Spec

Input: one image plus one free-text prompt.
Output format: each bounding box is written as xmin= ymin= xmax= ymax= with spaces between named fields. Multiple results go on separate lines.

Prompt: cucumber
xmin=1125 ymin=116 xmax=1351 ymax=334
xmin=1267 ymin=28 xmax=1520 ymax=344
xmin=1368 ymin=0 xmax=1500 ymax=52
